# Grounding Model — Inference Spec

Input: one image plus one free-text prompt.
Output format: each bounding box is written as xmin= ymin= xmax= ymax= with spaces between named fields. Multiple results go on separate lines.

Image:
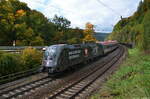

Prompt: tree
xmin=66 ymin=28 xmax=84 ymax=44
xmin=52 ymin=15 xmax=71 ymax=32
xmin=142 ymin=10 xmax=150 ymax=51
xmin=107 ymin=0 xmax=150 ymax=52
xmin=0 ymin=0 xmax=85 ymax=46
xmin=82 ymin=22 xmax=96 ymax=43
xmin=0 ymin=0 xmax=55 ymax=45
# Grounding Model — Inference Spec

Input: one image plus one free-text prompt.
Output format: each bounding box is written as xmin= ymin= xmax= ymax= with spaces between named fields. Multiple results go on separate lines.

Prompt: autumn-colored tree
xmin=16 ymin=9 xmax=26 ymax=17
xmin=82 ymin=22 xmax=96 ymax=43
xmin=0 ymin=0 xmax=54 ymax=45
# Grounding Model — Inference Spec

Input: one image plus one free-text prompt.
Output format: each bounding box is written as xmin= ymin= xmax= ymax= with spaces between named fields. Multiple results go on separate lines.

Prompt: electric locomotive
xmin=41 ymin=41 xmax=118 ymax=74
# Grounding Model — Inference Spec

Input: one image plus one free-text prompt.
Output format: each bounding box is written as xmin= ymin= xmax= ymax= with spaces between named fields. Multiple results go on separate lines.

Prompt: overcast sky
xmin=19 ymin=0 xmax=141 ymax=32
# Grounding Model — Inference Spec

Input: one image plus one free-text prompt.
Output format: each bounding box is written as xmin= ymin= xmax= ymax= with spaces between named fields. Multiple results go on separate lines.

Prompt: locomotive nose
xmin=43 ymin=60 xmax=56 ymax=67
xmin=46 ymin=60 xmax=53 ymax=67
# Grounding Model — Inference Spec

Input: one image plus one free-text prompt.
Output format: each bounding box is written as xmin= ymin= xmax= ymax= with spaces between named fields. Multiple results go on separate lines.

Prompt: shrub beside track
xmin=0 ymin=47 xmax=42 ymax=84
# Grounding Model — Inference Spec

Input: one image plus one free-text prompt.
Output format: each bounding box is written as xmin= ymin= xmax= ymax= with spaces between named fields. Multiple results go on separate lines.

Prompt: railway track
xmin=47 ymin=45 xmax=124 ymax=99
xmin=0 ymin=45 xmax=126 ymax=99
xmin=0 ymin=67 xmax=40 ymax=85
xmin=0 ymin=73 xmax=48 ymax=94
xmin=0 ymin=75 xmax=54 ymax=99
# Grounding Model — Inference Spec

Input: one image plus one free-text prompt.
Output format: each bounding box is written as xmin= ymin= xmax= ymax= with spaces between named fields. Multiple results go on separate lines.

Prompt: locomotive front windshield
xmin=44 ymin=46 xmax=57 ymax=60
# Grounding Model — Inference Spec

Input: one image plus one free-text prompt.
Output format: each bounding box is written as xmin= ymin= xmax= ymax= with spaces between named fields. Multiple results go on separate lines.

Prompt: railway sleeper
xmin=60 ymin=94 xmax=71 ymax=98
xmin=55 ymin=96 xmax=66 ymax=99
xmin=64 ymin=91 xmax=74 ymax=95
xmin=68 ymin=89 xmax=77 ymax=93
xmin=26 ymin=85 xmax=32 ymax=88
xmin=15 ymin=89 xmax=21 ymax=93
xmin=74 ymin=84 xmax=84 ymax=87
xmin=9 ymin=92 xmax=15 ymax=95
xmin=71 ymin=87 xmax=82 ymax=90
xmin=21 ymin=87 xmax=26 ymax=90
xmin=2 ymin=94 xmax=9 ymax=98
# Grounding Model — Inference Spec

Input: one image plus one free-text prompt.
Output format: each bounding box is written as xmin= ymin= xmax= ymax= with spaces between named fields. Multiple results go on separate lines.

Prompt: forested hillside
xmin=0 ymin=0 xmax=96 ymax=46
xmin=108 ymin=0 xmax=150 ymax=52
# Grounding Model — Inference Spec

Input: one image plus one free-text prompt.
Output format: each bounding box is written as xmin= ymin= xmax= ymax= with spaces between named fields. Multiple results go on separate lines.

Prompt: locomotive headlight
xmin=46 ymin=61 xmax=50 ymax=66
xmin=45 ymin=60 xmax=55 ymax=67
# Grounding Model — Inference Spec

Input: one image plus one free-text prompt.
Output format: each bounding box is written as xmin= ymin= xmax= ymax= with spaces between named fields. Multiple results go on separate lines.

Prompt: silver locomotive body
xmin=42 ymin=44 xmax=67 ymax=73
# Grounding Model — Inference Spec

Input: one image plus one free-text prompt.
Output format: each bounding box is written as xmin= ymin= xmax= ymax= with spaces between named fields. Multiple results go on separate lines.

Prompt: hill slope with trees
xmin=108 ymin=0 xmax=150 ymax=52
xmin=0 ymin=0 xmax=97 ymax=46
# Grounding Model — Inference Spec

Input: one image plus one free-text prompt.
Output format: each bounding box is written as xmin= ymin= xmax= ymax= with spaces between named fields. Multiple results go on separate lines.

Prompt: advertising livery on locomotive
xmin=42 ymin=41 xmax=118 ymax=74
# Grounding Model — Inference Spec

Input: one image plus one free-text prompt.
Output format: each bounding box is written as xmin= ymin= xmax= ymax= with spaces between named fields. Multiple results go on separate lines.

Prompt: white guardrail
xmin=0 ymin=46 xmax=46 ymax=52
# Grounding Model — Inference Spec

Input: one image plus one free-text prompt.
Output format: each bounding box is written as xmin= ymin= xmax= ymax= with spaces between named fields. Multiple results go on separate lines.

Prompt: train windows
xmin=44 ymin=46 xmax=57 ymax=60
xmin=48 ymin=46 xmax=57 ymax=54
xmin=44 ymin=51 xmax=49 ymax=60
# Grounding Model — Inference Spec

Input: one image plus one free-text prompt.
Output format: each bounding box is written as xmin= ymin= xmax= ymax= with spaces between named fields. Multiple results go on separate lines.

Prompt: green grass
xmin=91 ymin=48 xmax=150 ymax=99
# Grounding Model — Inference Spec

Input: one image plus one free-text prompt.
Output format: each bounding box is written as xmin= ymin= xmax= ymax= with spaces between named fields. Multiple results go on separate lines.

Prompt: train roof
xmin=98 ymin=41 xmax=117 ymax=45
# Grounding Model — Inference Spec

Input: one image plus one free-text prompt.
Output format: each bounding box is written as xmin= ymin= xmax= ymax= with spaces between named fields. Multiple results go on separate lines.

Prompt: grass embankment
xmin=91 ymin=48 xmax=150 ymax=99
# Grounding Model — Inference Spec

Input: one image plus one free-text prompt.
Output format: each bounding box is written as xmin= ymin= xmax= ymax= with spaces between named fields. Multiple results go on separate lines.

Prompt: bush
xmin=0 ymin=53 xmax=22 ymax=76
xmin=0 ymin=47 xmax=42 ymax=76
xmin=21 ymin=47 xmax=42 ymax=69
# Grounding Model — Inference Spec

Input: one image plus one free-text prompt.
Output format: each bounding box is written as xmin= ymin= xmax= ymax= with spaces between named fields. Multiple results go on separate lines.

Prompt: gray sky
xmin=20 ymin=0 xmax=141 ymax=32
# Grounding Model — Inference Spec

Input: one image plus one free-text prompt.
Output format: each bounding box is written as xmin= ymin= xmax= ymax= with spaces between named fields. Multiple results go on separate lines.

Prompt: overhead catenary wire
xmin=96 ymin=0 xmax=122 ymax=17
xmin=49 ymin=0 xmax=120 ymax=28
